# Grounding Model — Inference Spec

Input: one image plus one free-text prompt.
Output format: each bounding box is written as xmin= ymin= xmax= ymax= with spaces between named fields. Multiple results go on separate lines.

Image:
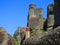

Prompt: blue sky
xmin=0 ymin=0 xmax=54 ymax=36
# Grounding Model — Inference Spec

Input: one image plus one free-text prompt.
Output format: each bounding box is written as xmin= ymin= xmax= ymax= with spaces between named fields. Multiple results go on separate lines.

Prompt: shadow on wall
xmin=43 ymin=19 xmax=47 ymax=31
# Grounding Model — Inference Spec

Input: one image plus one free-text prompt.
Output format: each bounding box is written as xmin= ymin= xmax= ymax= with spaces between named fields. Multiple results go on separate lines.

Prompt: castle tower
xmin=27 ymin=3 xmax=44 ymax=30
xmin=36 ymin=8 xmax=44 ymax=30
xmin=28 ymin=3 xmax=36 ymax=18
xmin=47 ymin=4 xmax=54 ymax=30
xmin=54 ymin=0 xmax=60 ymax=28
xmin=25 ymin=27 xmax=30 ymax=39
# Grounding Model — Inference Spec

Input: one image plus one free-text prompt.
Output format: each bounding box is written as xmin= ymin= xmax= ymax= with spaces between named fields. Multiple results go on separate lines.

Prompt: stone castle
xmin=22 ymin=0 xmax=60 ymax=45
xmin=0 ymin=0 xmax=60 ymax=45
xmin=13 ymin=3 xmax=55 ymax=44
xmin=27 ymin=3 xmax=54 ymax=31
xmin=13 ymin=0 xmax=60 ymax=44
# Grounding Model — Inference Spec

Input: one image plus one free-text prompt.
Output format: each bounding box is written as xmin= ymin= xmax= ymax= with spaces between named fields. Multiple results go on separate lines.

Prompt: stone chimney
xmin=25 ymin=27 xmax=30 ymax=39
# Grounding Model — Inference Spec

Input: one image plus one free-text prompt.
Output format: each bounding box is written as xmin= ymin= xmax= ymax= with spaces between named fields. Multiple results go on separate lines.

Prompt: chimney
xmin=25 ymin=27 xmax=30 ymax=39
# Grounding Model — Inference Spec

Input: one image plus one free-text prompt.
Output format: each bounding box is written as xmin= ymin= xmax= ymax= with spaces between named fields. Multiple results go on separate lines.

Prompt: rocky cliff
xmin=22 ymin=26 xmax=60 ymax=45
xmin=13 ymin=27 xmax=25 ymax=44
xmin=0 ymin=27 xmax=19 ymax=45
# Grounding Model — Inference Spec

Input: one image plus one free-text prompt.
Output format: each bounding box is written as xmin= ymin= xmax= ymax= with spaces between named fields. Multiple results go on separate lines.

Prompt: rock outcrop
xmin=0 ymin=27 xmax=18 ymax=45
xmin=22 ymin=26 xmax=60 ymax=45
xmin=13 ymin=27 xmax=25 ymax=44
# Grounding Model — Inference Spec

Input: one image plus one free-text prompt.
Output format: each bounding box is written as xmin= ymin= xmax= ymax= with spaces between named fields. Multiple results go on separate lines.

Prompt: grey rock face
xmin=0 ymin=27 xmax=5 ymax=32
xmin=0 ymin=27 xmax=16 ymax=45
xmin=22 ymin=26 xmax=60 ymax=45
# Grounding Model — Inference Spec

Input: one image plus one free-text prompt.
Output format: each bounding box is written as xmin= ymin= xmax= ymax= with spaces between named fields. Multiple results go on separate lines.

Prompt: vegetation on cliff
xmin=31 ymin=29 xmax=45 ymax=36
xmin=13 ymin=38 xmax=19 ymax=45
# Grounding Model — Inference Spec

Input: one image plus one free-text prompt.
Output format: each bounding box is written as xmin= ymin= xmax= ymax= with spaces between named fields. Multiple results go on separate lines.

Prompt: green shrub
xmin=41 ymin=29 xmax=45 ymax=32
xmin=13 ymin=38 xmax=19 ymax=45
